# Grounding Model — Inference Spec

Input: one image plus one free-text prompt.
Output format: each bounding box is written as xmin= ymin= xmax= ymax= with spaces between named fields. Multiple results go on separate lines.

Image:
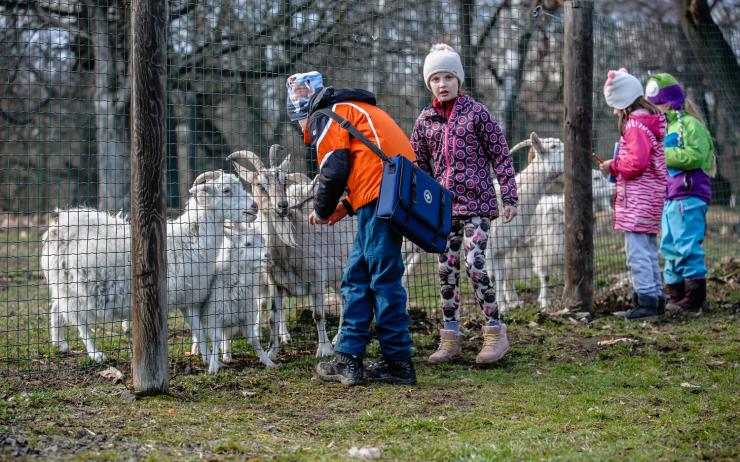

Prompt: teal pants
xmin=661 ymin=198 xmax=708 ymax=285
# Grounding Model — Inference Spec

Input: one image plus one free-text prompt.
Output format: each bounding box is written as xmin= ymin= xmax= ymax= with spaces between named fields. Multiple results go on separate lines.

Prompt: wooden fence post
xmin=130 ymin=0 xmax=169 ymax=394
xmin=562 ymin=0 xmax=594 ymax=312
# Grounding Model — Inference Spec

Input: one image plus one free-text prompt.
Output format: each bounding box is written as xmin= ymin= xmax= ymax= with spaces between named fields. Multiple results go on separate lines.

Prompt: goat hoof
xmin=54 ymin=341 xmax=70 ymax=354
xmin=267 ymin=349 xmax=279 ymax=362
xmin=121 ymin=320 xmax=131 ymax=334
xmin=316 ymin=344 xmax=334 ymax=358
xmin=89 ymin=352 xmax=106 ymax=363
xmin=221 ymin=354 xmax=234 ymax=363
xmin=279 ymin=333 xmax=292 ymax=344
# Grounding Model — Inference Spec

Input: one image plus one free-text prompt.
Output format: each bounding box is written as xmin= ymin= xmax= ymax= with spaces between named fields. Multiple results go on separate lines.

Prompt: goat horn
xmin=510 ymin=139 xmax=532 ymax=154
xmin=228 ymin=150 xmax=264 ymax=171
xmin=268 ymin=144 xmax=283 ymax=167
xmin=192 ymin=169 xmax=222 ymax=187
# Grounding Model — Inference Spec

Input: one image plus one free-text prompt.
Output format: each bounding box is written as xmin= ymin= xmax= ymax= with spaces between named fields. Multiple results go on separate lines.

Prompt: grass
xmin=0 ymin=304 xmax=738 ymax=461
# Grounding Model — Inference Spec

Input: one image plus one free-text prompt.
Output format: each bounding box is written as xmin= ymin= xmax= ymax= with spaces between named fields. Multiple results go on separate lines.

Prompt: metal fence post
xmin=130 ymin=0 xmax=169 ymax=394
xmin=563 ymin=0 xmax=594 ymax=312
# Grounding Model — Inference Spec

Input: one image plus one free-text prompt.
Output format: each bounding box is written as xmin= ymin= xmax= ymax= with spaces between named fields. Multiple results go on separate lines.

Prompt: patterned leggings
xmin=438 ymin=217 xmax=499 ymax=324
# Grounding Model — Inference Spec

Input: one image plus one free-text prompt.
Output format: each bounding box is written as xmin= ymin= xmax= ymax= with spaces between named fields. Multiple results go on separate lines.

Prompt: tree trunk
xmin=562 ymin=0 xmax=593 ymax=312
xmin=130 ymin=0 xmax=169 ymax=395
xmin=458 ymin=0 xmax=477 ymax=99
xmin=503 ymin=6 xmax=537 ymax=144
xmin=87 ymin=0 xmax=130 ymax=212
xmin=673 ymin=0 xmax=740 ymax=201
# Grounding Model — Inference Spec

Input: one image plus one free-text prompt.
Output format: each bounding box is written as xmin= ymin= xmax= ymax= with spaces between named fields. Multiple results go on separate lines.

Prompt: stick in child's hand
xmin=592 ymin=153 xmax=605 ymax=164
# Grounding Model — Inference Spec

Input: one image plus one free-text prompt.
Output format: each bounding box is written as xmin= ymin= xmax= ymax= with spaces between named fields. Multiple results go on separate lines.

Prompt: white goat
xmin=41 ymin=171 xmax=257 ymax=363
xmin=228 ymin=145 xmax=355 ymax=360
xmin=486 ymin=132 xmax=565 ymax=316
xmin=201 ymin=221 xmax=274 ymax=373
xmin=530 ymin=170 xmax=615 ymax=309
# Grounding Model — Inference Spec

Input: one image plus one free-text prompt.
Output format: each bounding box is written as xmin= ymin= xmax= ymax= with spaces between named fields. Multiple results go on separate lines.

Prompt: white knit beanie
xmin=422 ymin=44 xmax=465 ymax=90
xmin=603 ymin=68 xmax=644 ymax=110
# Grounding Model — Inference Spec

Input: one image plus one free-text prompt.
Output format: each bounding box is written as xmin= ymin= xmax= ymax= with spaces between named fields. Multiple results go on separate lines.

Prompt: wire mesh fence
xmin=0 ymin=0 xmax=737 ymax=376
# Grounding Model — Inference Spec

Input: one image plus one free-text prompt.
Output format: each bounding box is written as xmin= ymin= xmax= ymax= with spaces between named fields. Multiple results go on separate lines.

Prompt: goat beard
xmin=258 ymin=209 xmax=298 ymax=248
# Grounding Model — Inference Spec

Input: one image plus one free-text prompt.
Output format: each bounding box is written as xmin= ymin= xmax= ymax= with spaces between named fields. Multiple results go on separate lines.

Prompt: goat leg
xmin=312 ymin=292 xmax=334 ymax=357
xmin=49 ymin=301 xmax=69 ymax=353
xmin=207 ymin=324 xmax=224 ymax=374
xmin=267 ymin=297 xmax=282 ymax=361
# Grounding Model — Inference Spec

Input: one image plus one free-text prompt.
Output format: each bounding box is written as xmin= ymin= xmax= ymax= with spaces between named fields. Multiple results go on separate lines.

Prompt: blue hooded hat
xmin=286 ymin=71 xmax=324 ymax=121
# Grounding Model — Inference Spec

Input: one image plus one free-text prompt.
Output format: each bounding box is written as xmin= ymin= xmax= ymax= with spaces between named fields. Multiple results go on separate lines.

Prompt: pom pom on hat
xmin=286 ymin=71 xmax=324 ymax=121
xmin=603 ymin=68 xmax=644 ymax=110
xmin=646 ymin=73 xmax=685 ymax=110
xmin=422 ymin=44 xmax=465 ymax=90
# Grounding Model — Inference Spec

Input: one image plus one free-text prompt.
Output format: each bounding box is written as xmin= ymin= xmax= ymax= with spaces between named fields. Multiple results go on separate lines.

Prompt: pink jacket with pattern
xmin=410 ymin=95 xmax=518 ymax=218
xmin=608 ymin=111 xmax=667 ymax=234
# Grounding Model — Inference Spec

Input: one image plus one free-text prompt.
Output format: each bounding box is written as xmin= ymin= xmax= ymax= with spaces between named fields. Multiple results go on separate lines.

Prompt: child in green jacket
xmin=645 ymin=73 xmax=715 ymax=313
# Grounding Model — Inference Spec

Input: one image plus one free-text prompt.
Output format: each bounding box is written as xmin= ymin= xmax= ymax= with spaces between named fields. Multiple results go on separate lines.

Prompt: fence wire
xmin=0 ymin=0 xmax=737 ymax=376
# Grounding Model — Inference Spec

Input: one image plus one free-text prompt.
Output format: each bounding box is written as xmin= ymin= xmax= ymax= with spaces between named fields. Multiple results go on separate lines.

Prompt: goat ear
xmin=530 ymin=132 xmax=544 ymax=154
xmin=286 ymin=172 xmax=311 ymax=185
xmin=278 ymin=152 xmax=292 ymax=173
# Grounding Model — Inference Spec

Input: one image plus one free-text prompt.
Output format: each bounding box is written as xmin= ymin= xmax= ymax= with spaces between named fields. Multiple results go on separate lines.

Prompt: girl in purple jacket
xmin=600 ymin=69 xmax=667 ymax=321
xmin=411 ymin=44 xmax=518 ymax=365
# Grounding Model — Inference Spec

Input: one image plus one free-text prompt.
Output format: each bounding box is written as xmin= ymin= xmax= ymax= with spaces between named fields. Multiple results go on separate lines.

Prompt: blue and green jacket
xmin=663 ymin=110 xmax=714 ymax=203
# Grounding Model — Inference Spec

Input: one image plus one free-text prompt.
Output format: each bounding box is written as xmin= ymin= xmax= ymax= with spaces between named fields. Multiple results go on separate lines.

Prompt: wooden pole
xmin=130 ymin=0 xmax=169 ymax=393
xmin=562 ymin=0 xmax=594 ymax=312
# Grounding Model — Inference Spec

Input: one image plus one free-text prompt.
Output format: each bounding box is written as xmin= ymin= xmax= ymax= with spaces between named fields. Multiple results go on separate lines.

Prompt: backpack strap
xmin=314 ymin=108 xmax=391 ymax=163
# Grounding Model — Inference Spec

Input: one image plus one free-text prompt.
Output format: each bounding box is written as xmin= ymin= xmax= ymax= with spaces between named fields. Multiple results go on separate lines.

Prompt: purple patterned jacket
xmin=411 ymin=95 xmax=518 ymax=218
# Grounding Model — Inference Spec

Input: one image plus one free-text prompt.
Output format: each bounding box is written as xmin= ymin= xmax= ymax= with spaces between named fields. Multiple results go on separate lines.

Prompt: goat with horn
xmin=228 ymin=144 xmax=354 ymax=361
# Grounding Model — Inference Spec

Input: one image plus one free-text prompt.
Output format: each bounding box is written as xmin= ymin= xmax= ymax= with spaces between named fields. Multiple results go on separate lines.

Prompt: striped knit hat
xmin=645 ymin=73 xmax=685 ymax=110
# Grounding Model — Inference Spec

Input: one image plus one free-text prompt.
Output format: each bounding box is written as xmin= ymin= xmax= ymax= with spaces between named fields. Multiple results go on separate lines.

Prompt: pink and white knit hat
xmin=603 ymin=68 xmax=644 ymax=110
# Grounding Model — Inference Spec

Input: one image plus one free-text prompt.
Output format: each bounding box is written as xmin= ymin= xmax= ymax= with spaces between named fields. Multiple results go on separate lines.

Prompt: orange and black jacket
xmin=304 ymin=87 xmax=415 ymax=219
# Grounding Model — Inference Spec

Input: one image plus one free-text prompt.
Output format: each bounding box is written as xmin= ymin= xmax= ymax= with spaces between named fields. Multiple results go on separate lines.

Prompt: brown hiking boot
xmin=476 ymin=324 xmax=510 ymax=365
xmin=428 ymin=329 xmax=464 ymax=364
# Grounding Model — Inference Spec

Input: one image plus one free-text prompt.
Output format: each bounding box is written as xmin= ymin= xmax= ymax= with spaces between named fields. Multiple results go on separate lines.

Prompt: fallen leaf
xmin=97 ymin=366 xmax=124 ymax=383
xmin=597 ymin=338 xmax=639 ymax=347
xmin=168 ymin=408 xmax=176 ymax=414
xmin=680 ymin=382 xmax=700 ymax=389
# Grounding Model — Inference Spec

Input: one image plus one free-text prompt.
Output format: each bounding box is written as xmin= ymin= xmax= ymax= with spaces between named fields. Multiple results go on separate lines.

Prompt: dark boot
xmin=620 ymin=293 xmax=663 ymax=321
xmin=680 ymin=278 xmax=708 ymax=314
xmin=665 ymin=282 xmax=685 ymax=306
xmin=365 ymin=357 xmax=417 ymax=385
xmin=316 ymin=352 xmax=364 ymax=386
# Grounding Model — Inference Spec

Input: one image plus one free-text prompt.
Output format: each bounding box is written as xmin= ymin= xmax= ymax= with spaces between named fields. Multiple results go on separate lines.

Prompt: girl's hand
xmin=599 ymin=159 xmax=612 ymax=175
xmin=503 ymin=205 xmax=518 ymax=223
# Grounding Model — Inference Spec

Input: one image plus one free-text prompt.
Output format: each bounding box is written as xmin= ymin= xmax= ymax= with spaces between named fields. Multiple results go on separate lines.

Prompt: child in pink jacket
xmin=600 ymin=69 xmax=667 ymax=321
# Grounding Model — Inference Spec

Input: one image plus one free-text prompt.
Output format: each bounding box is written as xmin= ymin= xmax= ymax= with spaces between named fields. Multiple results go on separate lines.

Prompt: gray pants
xmin=625 ymin=232 xmax=663 ymax=298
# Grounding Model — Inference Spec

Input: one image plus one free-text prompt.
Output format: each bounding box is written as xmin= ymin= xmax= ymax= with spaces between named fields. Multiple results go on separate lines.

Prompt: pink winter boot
xmin=428 ymin=329 xmax=464 ymax=364
xmin=476 ymin=324 xmax=510 ymax=364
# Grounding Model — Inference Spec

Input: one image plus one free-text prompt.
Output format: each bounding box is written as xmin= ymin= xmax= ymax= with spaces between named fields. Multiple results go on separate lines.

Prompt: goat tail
xmin=510 ymin=139 xmax=532 ymax=154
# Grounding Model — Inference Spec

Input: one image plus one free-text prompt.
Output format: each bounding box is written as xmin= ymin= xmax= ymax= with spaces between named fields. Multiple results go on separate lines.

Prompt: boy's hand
xmin=308 ymin=211 xmax=330 ymax=225
xmin=599 ymin=159 xmax=612 ymax=175
xmin=327 ymin=202 xmax=348 ymax=225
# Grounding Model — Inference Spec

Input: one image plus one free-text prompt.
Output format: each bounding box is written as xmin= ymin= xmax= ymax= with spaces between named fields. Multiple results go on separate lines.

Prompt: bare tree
xmin=672 ymin=0 xmax=740 ymax=199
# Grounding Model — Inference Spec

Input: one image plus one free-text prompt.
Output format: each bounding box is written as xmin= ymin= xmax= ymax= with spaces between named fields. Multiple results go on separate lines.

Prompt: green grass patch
xmin=0 ymin=306 xmax=737 ymax=461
